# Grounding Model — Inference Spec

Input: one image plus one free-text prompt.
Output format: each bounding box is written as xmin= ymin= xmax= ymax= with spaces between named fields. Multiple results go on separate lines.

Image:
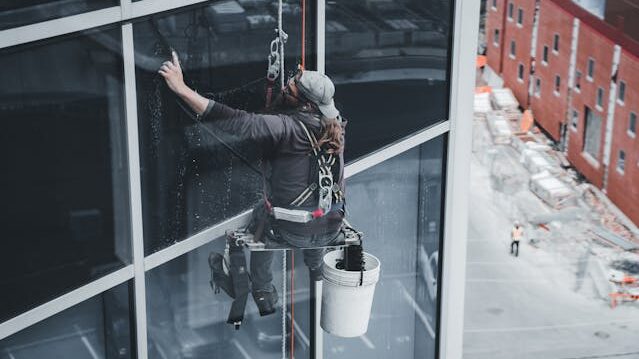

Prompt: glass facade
xmin=0 ymin=282 xmax=134 ymax=359
xmin=0 ymin=0 xmax=118 ymax=31
xmin=0 ymin=1 xmax=466 ymax=358
xmin=134 ymin=0 xmax=315 ymax=254
xmin=325 ymin=137 xmax=446 ymax=358
xmin=326 ymin=0 xmax=452 ymax=161
xmin=0 ymin=26 xmax=131 ymax=323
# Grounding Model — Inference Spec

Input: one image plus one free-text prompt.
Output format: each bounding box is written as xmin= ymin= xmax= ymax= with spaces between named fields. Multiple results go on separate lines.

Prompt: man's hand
xmin=158 ymin=51 xmax=186 ymax=95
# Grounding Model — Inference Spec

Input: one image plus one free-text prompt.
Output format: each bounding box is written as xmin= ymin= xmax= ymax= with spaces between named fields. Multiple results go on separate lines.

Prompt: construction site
xmin=463 ymin=69 xmax=639 ymax=358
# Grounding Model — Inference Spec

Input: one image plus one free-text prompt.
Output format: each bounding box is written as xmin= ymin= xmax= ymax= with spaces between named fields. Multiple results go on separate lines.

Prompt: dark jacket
xmin=202 ymin=100 xmax=345 ymax=235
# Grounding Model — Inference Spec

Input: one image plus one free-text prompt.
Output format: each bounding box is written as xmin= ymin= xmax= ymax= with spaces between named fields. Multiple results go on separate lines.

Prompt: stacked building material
xmin=486 ymin=111 xmax=512 ymax=144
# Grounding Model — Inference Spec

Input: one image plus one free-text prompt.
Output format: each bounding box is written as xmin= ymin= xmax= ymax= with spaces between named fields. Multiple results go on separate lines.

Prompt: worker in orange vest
xmin=511 ymin=221 xmax=524 ymax=257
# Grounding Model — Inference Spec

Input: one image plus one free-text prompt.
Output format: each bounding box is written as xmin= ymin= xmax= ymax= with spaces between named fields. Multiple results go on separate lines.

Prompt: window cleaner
xmin=156 ymin=0 xmax=379 ymax=338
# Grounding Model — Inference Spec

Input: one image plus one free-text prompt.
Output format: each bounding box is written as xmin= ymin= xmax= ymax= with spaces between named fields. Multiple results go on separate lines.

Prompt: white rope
xmin=278 ymin=0 xmax=285 ymax=89
xmin=281 ymin=250 xmax=287 ymax=359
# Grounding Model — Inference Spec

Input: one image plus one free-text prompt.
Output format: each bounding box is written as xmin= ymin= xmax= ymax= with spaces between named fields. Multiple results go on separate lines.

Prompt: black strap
xmin=225 ymin=239 xmax=251 ymax=329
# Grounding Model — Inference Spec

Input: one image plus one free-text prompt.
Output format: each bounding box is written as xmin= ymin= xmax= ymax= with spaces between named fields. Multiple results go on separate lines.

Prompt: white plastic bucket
xmin=320 ymin=250 xmax=380 ymax=337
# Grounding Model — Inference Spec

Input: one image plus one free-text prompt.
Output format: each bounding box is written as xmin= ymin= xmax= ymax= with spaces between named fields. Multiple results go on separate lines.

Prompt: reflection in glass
xmin=133 ymin=0 xmax=315 ymax=254
xmin=0 ymin=27 xmax=131 ymax=323
xmin=0 ymin=0 xmax=118 ymax=31
xmin=0 ymin=282 xmax=134 ymax=359
xmin=326 ymin=0 xmax=452 ymax=161
xmin=324 ymin=136 xmax=445 ymax=358
xmin=146 ymin=238 xmax=314 ymax=358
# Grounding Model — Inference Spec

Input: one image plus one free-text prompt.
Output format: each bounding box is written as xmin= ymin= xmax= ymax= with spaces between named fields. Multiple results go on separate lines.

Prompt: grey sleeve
xmin=201 ymin=99 xmax=288 ymax=152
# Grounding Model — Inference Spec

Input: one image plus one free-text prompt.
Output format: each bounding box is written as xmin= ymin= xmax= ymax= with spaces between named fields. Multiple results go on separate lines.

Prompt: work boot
xmin=252 ymin=285 xmax=278 ymax=316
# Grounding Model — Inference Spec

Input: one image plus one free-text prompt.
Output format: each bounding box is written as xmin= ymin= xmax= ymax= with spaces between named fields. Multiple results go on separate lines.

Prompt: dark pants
xmin=251 ymin=228 xmax=340 ymax=291
xmin=510 ymin=240 xmax=519 ymax=257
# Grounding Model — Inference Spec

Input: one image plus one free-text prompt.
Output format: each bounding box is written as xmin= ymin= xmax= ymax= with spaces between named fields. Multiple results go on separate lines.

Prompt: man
xmin=159 ymin=52 xmax=346 ymax=315
xmin=510 ymin=221 xmax=523 ymax=257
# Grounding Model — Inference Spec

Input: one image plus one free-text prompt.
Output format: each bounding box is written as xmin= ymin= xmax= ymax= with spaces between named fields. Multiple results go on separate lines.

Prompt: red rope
xmin=290 ymin=251 xmax=295 ymax=358
xmin=301 ymin=0 xmax=306 ymax=69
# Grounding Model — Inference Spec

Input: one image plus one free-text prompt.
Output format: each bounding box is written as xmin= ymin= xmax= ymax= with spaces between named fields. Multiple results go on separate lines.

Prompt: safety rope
xmin=281 ymin=250 xmax=287 ymax=359
xmin=290 ymin=251 xmax=295 ymax=359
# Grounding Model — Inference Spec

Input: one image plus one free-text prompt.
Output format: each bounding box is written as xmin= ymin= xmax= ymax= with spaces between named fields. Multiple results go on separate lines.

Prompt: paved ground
xmin=463 ymin=120 xmax=639 ymax=359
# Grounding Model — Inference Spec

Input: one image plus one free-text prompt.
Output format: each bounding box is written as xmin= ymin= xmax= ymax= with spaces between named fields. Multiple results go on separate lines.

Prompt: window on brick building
xmin=554 ymin=75 xmax=561 ymax=95
xmin=494 ymin=29 xmax=500 ymax=46
xmin=571 ymin=109 xmax=579 ymax=130
xmin=575 ymin=70 xmax=582 ymax=91
xmin=542 ymin=45 xmax=549 ymax=64
xmin=587 ymin=58 xmax=595 ymax=80
xmin=517 ymin=8 xmax=523 ymax=25
xmin=618 ymin=80 xmax=626 ymax=104
xmin=492 ymin=0 xmax=497 ymax=10
xmin=510 ymin=40 xmax=516 ymax=57
xmin=518 ymin=63 xmax=524 ymax=81
xmin=535 ymin=77 xmax=541 ymax=97
xmin=617 ymin=150 xmax=626 ymax=173
xmin=583 ymin=106 xmax=602 ymax=160
xmin=596 ymin=87 xmax=604 ymax=109
xmin=630 ymin=112 xmax=637 ymax=136
xmin=508 ymin=2 xmax=514 ymax=19
xmin=553 ymin=34 xmax=559 ymax=53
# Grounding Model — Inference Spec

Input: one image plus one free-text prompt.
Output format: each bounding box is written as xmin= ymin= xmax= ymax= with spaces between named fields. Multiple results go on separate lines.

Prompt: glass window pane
xmin=0 ymin=0 xmax=118 ymax=31
xmin=324 ymin=136 xmax=446 ymax=358
xmin=0 ymin=282 xmax=134 ymax=358
xmin=326 ymin=1 xmax=452 ymax=161
xmin=133 ymin=1 xmax=315 ymax=254
xmin=145 ymin=238 xmax=307 ymax=358
xmin=0 ymin=27 xmax=131 ymax=323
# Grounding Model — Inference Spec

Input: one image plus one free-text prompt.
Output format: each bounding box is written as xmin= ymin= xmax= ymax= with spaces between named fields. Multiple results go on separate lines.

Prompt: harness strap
xmin=225 ymin=240 xmax=251 ymax=329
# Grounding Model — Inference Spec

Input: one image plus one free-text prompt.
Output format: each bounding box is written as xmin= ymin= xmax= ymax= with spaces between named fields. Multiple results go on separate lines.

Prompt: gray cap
xmin=295 ymin=70 xmax=340 ymax=119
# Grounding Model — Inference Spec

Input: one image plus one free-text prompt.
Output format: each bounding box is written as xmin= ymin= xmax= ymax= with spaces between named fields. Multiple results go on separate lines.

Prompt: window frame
xmin=494 ymin=29 xmax=500 ymax=47
xmin=509 ymin=39 xmax=516 ymax=58
xmin=587 ymin=58 xmax=595 ymax=81
xmin=517 ymin=63 xmax=525 ymax=82
xmin=552 ymin=33 xmax=559 ymax=53
xmin=596 ymin=87 xmax=604 ymax=110
xmin=617 ymin=150 xmax=626 ymax=174
xmin=542 ymin=45 xmax=549 ymax=65
xmin=508 ymin=2 xmax=514 ymax=20
xmin=517 ymin=7 xmax=524 ymax=26
xmin=617 ymin=80 xmax=626 ymax=105
xmin=629 ymin=112 xmax=637 ymax=137
xmin=534 ymin=77 xmax=541 ymax=97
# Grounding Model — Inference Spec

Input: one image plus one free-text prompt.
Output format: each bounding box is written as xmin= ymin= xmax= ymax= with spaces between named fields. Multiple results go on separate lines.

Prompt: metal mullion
xmin=144 ymin=210 xmax=253 ymax=271
xmin=0 ymin=7 xmax=122 ymax=50
xmin=129 ymin=0 xmax=210 ymax=19
xmin=0 ymin=265 xmax=134 ymax=340
xmin=316 ymin=0 xmax=326 ymax=74
xmin=120 ymin=0 xmax=133 ymax=20
xmin=313 ymin=1 xmax=325 ymax=356
xmin=121 ymin=23 xmax=149 ymax=359
xmin=344 ymin=121 xmax=450 ymax=179
xmin=439 ymin=0 xmax=480 ymax=358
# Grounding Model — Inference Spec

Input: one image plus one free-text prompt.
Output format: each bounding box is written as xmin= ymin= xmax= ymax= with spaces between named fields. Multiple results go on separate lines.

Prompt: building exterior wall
xmin=606 ymin=50 xmax=639 ymax=225
xmin=484 ymin=0 xmax=639 ymax=225
xmin=529 ymin=0 xmax=574 ymax=141
xmin=486 ymin=0 xmax=506 ymax=72
xmin=500 ymin=0 xmax=535 ymax=107
xmin=566 ymin=22 xmax=615 ymax=188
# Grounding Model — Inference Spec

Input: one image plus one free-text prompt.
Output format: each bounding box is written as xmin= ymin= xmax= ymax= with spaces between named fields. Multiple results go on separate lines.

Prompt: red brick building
xmin=486 ymin=0 xmax=535 ymax=107
xmin=607 ymin=50 xmax=639 ymax=225
xmin=485 ymin=0 xmax=639 ymax=226
xmin=529 ymin=0 xmax=573 ymax=141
